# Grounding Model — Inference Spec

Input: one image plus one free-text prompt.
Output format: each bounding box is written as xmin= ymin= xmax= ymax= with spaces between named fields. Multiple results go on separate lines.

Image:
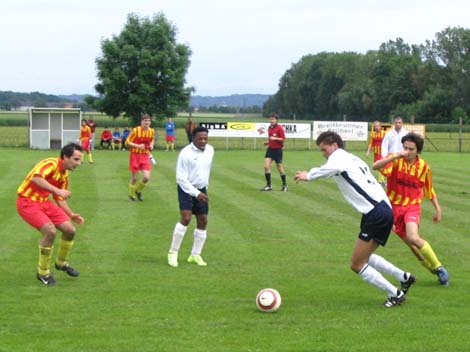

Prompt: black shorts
xmin=177 ymin=185 xmax=209 ymax=215
xmin=265 ymin=148 xmax=283 ymax=164
xmin=358 ymin=201 xmax=393 ymax=246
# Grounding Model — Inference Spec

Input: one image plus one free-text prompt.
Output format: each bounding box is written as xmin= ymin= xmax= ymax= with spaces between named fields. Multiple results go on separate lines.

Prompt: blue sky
xmin=0 ymin=0 xmax=468 ymax=96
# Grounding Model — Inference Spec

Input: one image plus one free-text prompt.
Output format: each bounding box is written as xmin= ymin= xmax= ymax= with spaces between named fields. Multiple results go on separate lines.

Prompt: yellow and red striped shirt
xmin=17 ymin=157 xmax=68 ymax=202
xmin=80 ymin=125 xmax=92 ymax=141
xmin=368 ymin=130 xmax=386 ymax=159
xmin=381 ymin=154 xmax=436 ymax=206
xmin=126 ymin=126 xmax=155 ymax=154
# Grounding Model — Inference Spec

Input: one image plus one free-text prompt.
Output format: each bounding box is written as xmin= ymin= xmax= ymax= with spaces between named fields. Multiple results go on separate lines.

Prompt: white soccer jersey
xmin=306 ymin=148 xmax=390 ymax=214
xmin=176 ymin=142 xmax=214 ymax=198
xmin=381 ymin=127 xmax=408 ymax=158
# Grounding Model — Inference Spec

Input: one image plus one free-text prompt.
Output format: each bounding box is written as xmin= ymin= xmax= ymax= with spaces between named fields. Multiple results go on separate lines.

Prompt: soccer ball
xmin=256 ymin=288 xmax=281 ymax=312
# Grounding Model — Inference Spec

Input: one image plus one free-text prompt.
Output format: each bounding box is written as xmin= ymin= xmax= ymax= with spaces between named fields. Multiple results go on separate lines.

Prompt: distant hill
xmin=0 ymin=91 xmax=271 ymax=109
xmin=190 ymin=94 xmax=271 ymax=108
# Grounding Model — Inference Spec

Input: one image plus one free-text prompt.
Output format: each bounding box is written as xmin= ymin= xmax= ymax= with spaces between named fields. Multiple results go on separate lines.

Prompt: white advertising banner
xmin=200 ymin=122 xmax=311 ymax=139
xmin=312 ymin=121 xmax=368 ymax=141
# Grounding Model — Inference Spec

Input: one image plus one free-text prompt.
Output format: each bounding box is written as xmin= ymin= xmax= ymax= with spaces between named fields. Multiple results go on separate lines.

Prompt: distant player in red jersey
xmin=373 ymin=132 xmax=449 ymax=286
xmin=366 ymin=121 xmax=386 ymax=184
xmin=260 ymin=113 xmax=288 ymax=192
xmin=87 ymin=117 xmax=96 ymax=150
xmin=80 ymin=119 xmax=93 ymax=164
xmin=16 ymin=143 xmax=84 ymax=286
xmin=125 ymin=114 xmax=155 ymax=201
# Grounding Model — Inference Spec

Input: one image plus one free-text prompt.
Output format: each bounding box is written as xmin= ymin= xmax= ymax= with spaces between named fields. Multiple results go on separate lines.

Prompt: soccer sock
xmin=88 ymin=152 xmax=93 ymax=163
xmin=170 ymin=222 xmax=187 ymax=253
xmin=368 ymin=254 xmax=407 ymax=282
xmin=38 ymin=245 xmax=54 ymax=276
xmin=171 ymin=142 xmax=175 ymax=151
xmin=419 ymin=241 xmax=442 ymax=271
xmin=191 ymin=229 xmax=207 ymax=256
xmin=281 ymin=173 xmax=287 ymax=185
xmin=358 ymin=264 xmax=399 ymax=297
xmin=56 ymin=239 xmax=74 ymax=267
xmin=128 ymin=183 xmax=136 ymax=197
xmin=166 ymin=143 xmax=170 ymax=151
xmin=135 ymin=180 xmax=147 ymax=193
xmin=265 ymin=172 xmax=271 ymax=186
xmin=420 ymin=258 xmax=436 ymax=273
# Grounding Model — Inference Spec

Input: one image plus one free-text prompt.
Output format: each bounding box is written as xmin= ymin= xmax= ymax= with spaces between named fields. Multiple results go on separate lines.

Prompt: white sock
xmin=169 ymin=222 xmax=187 ymax=253
xmin=368 ymin=254 xmax=407 ymax=282
xmin=191 ymin=229 xmax=207 ymax=256
xmin=359 ymin=264 xmax=398 ymax=297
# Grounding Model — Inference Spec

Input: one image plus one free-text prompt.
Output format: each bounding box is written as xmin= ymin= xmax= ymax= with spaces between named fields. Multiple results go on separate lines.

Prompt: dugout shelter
xmin=29 ymin=108 xmax=81 ymax=149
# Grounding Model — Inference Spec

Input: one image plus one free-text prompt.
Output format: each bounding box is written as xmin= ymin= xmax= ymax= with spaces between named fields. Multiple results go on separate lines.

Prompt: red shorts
xmin=16 ymin=196 xmax=69 ymax=230
xmin=166 ymin=135 xmax=175 ymax=142
xmin=392 ymin=203 xmax=421 ymax=239
xmin=81 ymin=139 xmax=90 ymax=152
xmin=129 ymin=152 xmax=151 ymax=172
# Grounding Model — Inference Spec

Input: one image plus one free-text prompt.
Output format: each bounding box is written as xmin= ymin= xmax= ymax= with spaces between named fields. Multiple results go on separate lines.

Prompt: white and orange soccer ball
xmin=256 ymin=288 xmax=281 ymax=312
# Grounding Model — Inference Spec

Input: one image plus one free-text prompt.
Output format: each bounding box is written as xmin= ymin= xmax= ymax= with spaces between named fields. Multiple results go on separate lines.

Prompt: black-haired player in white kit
xmin=294 ymin=131 xmax=415 ymax=307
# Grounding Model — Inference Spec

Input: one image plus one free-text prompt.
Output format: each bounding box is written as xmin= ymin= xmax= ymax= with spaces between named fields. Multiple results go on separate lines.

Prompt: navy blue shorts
xmin=358 ymin=201 xmax=393 ymax=246
xmin=177 ymin=185 xmax=208 ymax=215
xmin=265 ymin=148 xmax=283 ymax=164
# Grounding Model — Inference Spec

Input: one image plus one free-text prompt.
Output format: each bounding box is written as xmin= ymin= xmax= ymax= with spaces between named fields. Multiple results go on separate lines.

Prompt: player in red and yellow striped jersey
xmin=16 ymin=143 xmax=85 ymax=286
xmin=125 ymin=114 xmax=155 ymax=201
xmin=366 ymin=121 xmax=386 ymax=184
xmin=373 ymin=132 xmax=449 ymax=286
xmin=80 ymin=119 xmax=93 ymax=164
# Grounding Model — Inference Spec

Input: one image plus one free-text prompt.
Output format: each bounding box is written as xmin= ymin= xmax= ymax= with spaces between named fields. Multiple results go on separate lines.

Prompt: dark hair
xmin=269 ymin=112 xmax=278 ymax=119
xmin=141 ymin=114 xmax=152 ymax=120
xmin=61 ymin=143 xmax=83 ymax=158
xmin=192 ymin=126 xmax=209 ymax=137
xmin=401 ymin=132 xmax=424 ymax=153
xmin=316 ymin=131 xmax=344 ymax=149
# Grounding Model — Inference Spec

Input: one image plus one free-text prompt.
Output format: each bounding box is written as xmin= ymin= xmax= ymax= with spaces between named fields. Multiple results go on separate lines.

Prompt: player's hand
xmin=263 ymin=141 xmax=269 ymax=146
xmin=197 ymin=193 xmax=209 ymax=203
xmin=433 ymin=210 xmax=442 ymax=223
xmin=71 ymin=214 xmax=85 ymax=225
xmin=56 ymin=189 xmax=71 ymax=199
xmin=294 ymin=171 xmax=308 ymax=183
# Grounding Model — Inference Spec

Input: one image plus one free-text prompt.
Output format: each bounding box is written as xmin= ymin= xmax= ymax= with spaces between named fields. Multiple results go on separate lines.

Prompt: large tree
xmin=88 ymin=13 xmax=192 ymax=125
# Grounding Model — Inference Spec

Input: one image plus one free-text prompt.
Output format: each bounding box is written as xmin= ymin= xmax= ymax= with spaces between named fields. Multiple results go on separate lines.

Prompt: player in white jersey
xmin=294 ymin=131 xmax=415 ymax=307
xmin=167 ymin=127 xmax=215 ymax=268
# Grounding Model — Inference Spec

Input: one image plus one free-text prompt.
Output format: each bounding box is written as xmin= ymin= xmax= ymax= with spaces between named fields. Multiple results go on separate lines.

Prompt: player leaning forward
xmin=168 ymin=127 xmax=214 ymax=267
xmin=16 ymin=143 xmax=85 ymax=286
xmin=295 ymin=131 xmax=415 ymax=307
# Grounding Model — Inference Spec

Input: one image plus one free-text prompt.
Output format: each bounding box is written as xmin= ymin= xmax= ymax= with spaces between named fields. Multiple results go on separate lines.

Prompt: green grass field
xmin=1 ymin=147 xmax=469 ymax=351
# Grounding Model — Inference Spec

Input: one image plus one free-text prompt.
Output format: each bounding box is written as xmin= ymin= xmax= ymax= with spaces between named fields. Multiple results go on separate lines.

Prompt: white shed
xmin=29 ymin=108 xmax=82 ymax=149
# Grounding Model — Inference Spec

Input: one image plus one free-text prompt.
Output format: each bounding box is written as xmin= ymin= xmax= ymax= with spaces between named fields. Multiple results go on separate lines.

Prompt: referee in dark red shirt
xmin=261 ymin=113 xmax=288 ymax=191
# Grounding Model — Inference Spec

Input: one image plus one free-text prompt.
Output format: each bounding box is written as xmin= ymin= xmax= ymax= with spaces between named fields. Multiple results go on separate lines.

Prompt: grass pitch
xmin=1 ymin=147 xmax=469 ymax=351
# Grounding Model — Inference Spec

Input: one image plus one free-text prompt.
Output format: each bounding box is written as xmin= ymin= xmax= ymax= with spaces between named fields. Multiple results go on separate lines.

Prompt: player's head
xmin=81 ymin=119 xmax=88 ymax=126
xmin=402 ymin=132 xmax=424 ymax=154
xmin=269 ymin=112 xmax=278 ymax=125
xmin=141 ymin=114 xmax=152 ymax=127
xmin=393 ymin=116 xmax=404 ymax=131
xmin=373 ymin=120 xmax=382 ymax=132
xmin=316 ymin=131 xmax=344 ymax=159
xmin=60 ymin=143 xmax=83 ymax=169
xmin=192 ymin=126 xmax=209 ymax=151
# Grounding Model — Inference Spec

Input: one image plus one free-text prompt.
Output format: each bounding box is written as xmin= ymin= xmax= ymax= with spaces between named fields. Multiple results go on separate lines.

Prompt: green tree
xmin=89 ymin=13 xmax=193 ymax=125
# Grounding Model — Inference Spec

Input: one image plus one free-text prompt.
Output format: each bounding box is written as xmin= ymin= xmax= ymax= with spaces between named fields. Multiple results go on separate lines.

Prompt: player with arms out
xmin=295 ymin=131 xmax=415 ymax=307
xmin=80 ymin=119 xmax=93 ymax=164
xmin=125 ymin=114 xmax=155 ymax=201
xmin=16 ymin=143 xmax=85 ymax=286
xmin=167 ymin=127 xmax=214 ymax=268
xmin=373 ymin=132 xmax=449 ymax=286
xmin=261 ymin=113 xmax=288 ymax=192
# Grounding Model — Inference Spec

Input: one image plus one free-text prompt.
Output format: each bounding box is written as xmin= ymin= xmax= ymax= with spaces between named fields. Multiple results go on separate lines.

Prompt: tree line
xmin=263 ymin=27 xmax=470 ymax=124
